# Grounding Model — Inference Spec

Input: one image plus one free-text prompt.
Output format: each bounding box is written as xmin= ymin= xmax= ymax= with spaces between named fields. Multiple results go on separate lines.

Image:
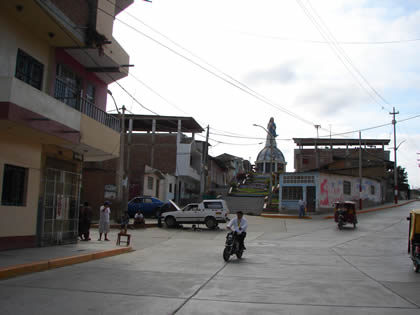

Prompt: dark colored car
xmin=127 ymin=196 xmax=164 ymax=218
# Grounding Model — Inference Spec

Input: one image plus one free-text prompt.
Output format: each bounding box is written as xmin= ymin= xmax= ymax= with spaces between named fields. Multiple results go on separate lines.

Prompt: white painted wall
xmin=176 ymin=142 xmax=200 ymax=181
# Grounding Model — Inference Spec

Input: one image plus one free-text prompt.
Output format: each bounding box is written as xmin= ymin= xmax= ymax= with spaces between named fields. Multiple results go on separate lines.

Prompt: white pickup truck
xmin=161 ymin=200 xmax=230 ymax=229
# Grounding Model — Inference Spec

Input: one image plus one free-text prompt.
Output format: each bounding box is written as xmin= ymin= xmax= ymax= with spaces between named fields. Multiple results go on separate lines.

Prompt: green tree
xmin=390 ymin=166 xmax=410 ymax=191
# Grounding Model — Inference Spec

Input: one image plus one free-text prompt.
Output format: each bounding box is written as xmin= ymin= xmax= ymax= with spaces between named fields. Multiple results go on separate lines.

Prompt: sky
xmin=107 ymin=0 xmax=420 ymax=188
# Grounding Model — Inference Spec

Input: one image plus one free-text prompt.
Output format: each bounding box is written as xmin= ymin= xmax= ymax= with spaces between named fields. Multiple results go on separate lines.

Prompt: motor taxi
xmin=407 ymin=209 xmax=420 ymax=272
xmin=334 ymin=201 xmax=357 ymax=229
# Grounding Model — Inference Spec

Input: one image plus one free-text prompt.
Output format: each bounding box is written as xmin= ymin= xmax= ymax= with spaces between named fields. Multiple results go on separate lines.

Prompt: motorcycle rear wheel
xmin=223 ymin=247 xmax=230 ymax=262
xmin=236 ymin=249 xmax=243 ymax=259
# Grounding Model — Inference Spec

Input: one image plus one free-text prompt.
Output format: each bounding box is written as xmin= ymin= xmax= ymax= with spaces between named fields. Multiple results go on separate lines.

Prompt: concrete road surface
xmin=1 ymin=202 xmax=420 ymax=314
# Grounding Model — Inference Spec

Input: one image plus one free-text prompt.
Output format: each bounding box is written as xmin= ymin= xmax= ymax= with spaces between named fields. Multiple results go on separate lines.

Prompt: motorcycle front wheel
xmin=223 ymin=247 xmax=230 ymax=262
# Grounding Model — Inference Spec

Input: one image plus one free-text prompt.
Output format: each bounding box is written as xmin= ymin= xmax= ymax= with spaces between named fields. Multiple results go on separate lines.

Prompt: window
xmin=343 ymin=181 xmax=351 ymax=195
xmin=203 ymin=201 xmax=223 ymax=209
xmin=283 ymin=175 xmax=314 ymax=184
xmin=370 ymin=185 xmax=375 ymax=195
xmin=55 ymin=64 xmax=82 ymax=108
xmin=15 ymin=49 xmax=44 ymax=90
xmin=147 ymin=176 xmax=154 ymax=190
xmin=282 ymin=186 xmax=303 ymax=200
xmin=86 ymin=82 xmax=96 ymax=104
xmin=169 ymin=183 xmax=172 ymax=193
xmin=2 ymin=164 xmax=28 ymax=206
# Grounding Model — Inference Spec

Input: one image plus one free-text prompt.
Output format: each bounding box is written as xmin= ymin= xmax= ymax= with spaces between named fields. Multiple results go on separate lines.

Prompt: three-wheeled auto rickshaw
xmin=334 ymin=201 xmax=358 ymax=230
xmin=407 ymin=209 xmax=420 ymax=273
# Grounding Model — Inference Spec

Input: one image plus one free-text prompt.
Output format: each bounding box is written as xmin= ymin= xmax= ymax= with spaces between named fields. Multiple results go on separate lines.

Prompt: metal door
xmin=40 ymin=168 xmax=81 ymax=246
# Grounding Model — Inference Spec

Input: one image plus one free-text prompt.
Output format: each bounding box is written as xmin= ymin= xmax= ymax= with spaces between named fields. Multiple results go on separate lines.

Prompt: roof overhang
xmin=112 ymin=114 xmax=204 ymax=133
xmin=294 ymin=138 xmax=390 ymax=147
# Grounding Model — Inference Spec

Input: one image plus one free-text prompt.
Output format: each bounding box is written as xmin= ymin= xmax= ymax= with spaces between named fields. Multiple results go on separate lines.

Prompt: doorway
xmin=40 ymin=168 xmax=81 ymax=246
xmin=306 ymin=186 xmax=316 ymax=213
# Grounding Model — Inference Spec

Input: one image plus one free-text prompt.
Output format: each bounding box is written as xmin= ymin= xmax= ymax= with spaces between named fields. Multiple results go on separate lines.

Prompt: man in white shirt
xmin=227 ymin=211 xmax=248 ymax=250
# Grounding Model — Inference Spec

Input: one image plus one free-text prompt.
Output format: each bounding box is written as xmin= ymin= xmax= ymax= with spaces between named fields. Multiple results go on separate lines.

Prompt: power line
xmin=233 ymin=30 xmax=420 ymax=45
xmin=319 ymin=112 xmax=420 ymax=138
xmin=99 ymin=3 xmax=321 ymax=129
xmin=44 ymin=4 xmax=159 ymax=116
xmin=296 ymin=0 xmax=392 ymax=112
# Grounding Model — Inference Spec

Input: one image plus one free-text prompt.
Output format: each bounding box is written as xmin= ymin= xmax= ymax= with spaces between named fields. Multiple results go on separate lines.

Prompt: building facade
xmin=82 ymin=115 xmax=205 ymax=211
xmin=279 ymin=172 xmax=383 ymax=213
xmin=0 ymin=0 xmax=131 ymax=249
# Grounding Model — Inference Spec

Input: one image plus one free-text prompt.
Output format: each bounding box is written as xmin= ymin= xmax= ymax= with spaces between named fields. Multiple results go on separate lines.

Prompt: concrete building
xmin=206 ymin=156 xmax=229 ymax=189
xmin=279 ymin=172 xmax=382 ymax=213
xmin=277 ymin=138 xmax=392 ymax=213
xmin=0 ymin=0 xmax=132 ymax=249
xmin=215 ymin=153 xmax=247 ymax=184
xmin=82 ymin=115 xmax=204 ymax=211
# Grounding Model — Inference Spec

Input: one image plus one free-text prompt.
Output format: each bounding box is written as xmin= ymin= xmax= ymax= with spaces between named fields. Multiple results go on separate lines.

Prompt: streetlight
xmin=107 ymin=90 xmax=120 ymax=114
xmin=253 ymin=124 xmax=274 ymax=206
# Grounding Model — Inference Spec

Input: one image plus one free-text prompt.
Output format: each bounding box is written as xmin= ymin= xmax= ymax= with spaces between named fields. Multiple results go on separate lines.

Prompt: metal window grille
xmin=282 ymin=186 xmax=303 ymax=200
xmin=40 ymin=168 xmax=81 ymax=246
xmin=15 ymin=49 xmax=44 ymax=90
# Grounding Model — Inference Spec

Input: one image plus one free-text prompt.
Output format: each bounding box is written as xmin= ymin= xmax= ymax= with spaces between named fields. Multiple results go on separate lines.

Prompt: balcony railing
xmin=54 ymin=78 xmax=120 ymax=132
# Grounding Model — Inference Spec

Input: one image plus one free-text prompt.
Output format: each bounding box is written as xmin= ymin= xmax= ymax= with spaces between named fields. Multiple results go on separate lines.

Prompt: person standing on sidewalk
xmin=298 ymin=199 xmax=306 ymax=218
xmin=98 ymin=201 xmax=111 ymax=241
xmin=81 ymin=202 xmax=92 ymax=241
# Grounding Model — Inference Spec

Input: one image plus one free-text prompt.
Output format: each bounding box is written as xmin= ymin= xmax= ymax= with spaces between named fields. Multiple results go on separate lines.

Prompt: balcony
xmin=54 ymin=77 xmax=120 ymax=132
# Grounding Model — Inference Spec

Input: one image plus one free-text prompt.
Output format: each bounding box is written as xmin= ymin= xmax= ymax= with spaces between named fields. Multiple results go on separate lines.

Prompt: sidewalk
xmin=0 ymin=229 xmax=133 ymax=280
xmin=261 ymin=199 xmax=417 ymax=219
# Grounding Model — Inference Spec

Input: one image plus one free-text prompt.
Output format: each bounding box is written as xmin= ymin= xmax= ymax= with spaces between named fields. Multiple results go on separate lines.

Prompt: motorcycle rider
xmin=227 ymin=211 xmax=248 ymax=250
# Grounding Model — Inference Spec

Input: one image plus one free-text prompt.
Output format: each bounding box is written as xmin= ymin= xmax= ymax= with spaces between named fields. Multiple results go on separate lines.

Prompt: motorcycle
xmin=223 ymin=231 xmax=244 ymax=262
xmin=334 ymin=201 xmax=357 ymax=230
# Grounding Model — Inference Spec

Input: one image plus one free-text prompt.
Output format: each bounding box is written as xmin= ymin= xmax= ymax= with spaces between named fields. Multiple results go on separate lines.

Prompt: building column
xmin=151 ymin=119 xmax=156 ymax=168
xmin=175 ymin=119 xmax=181 ymax=203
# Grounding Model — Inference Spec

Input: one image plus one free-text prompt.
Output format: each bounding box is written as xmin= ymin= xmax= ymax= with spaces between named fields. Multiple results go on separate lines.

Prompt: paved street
xmin=1 ymin=202 xmax=420 ymax=314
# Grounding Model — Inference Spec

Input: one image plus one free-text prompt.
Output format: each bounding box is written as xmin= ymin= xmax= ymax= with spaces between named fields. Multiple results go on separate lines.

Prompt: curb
xmin=261 ymin=213 xmax=312 ymax=219
xmin=91 ymin=223 xmax=157 ymax=229
xmin=0 ymin=247 xmax=133 ymax=280
xmin=323 ymin=200 xmax=417 ymax=219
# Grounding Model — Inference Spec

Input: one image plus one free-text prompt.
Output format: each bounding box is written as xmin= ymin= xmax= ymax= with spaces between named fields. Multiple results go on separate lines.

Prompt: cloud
xmin=245 ymin=62 xmax=298 ymax=85
xmin=294 ymin=85 xmax=371 ymax=116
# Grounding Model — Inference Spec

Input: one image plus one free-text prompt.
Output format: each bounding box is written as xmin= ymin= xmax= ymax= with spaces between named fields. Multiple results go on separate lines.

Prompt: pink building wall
xmin=53 ymin=49 xmax=108 ymax=111
xmin=319 ymin=173 xmax=381 ymax=208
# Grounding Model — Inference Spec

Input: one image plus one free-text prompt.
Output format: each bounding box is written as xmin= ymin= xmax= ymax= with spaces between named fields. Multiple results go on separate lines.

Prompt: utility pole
xmin=203 ymin=125 xmax=210 ymax=195
xmin=359 ymin=131 xmax=362 ymax=210
xmin=122 ymin=118 xmax=133 ymax=218
xmin=118 ymin=105 xmax=126 ymax=205
xmin=390 ymin=107 xmax=399 ymax=204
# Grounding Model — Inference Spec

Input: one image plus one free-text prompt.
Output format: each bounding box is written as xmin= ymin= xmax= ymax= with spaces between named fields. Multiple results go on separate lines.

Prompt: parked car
xmin=161 ymin=199 xmax=230 ymax=229
xmin=127 ymin=196 xmax=164 ymax=218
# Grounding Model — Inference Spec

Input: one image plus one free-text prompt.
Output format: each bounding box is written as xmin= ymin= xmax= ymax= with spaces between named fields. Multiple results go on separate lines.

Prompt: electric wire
xmin=98 ymin=4 xmax=321 ymax=129
xmin=233 ymin=30 xmax=420 ymax=45
xmin=296 ymin=0 xmax=392 ymax=112
xmin=47 ymin=0 xmax=420 ymax=149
